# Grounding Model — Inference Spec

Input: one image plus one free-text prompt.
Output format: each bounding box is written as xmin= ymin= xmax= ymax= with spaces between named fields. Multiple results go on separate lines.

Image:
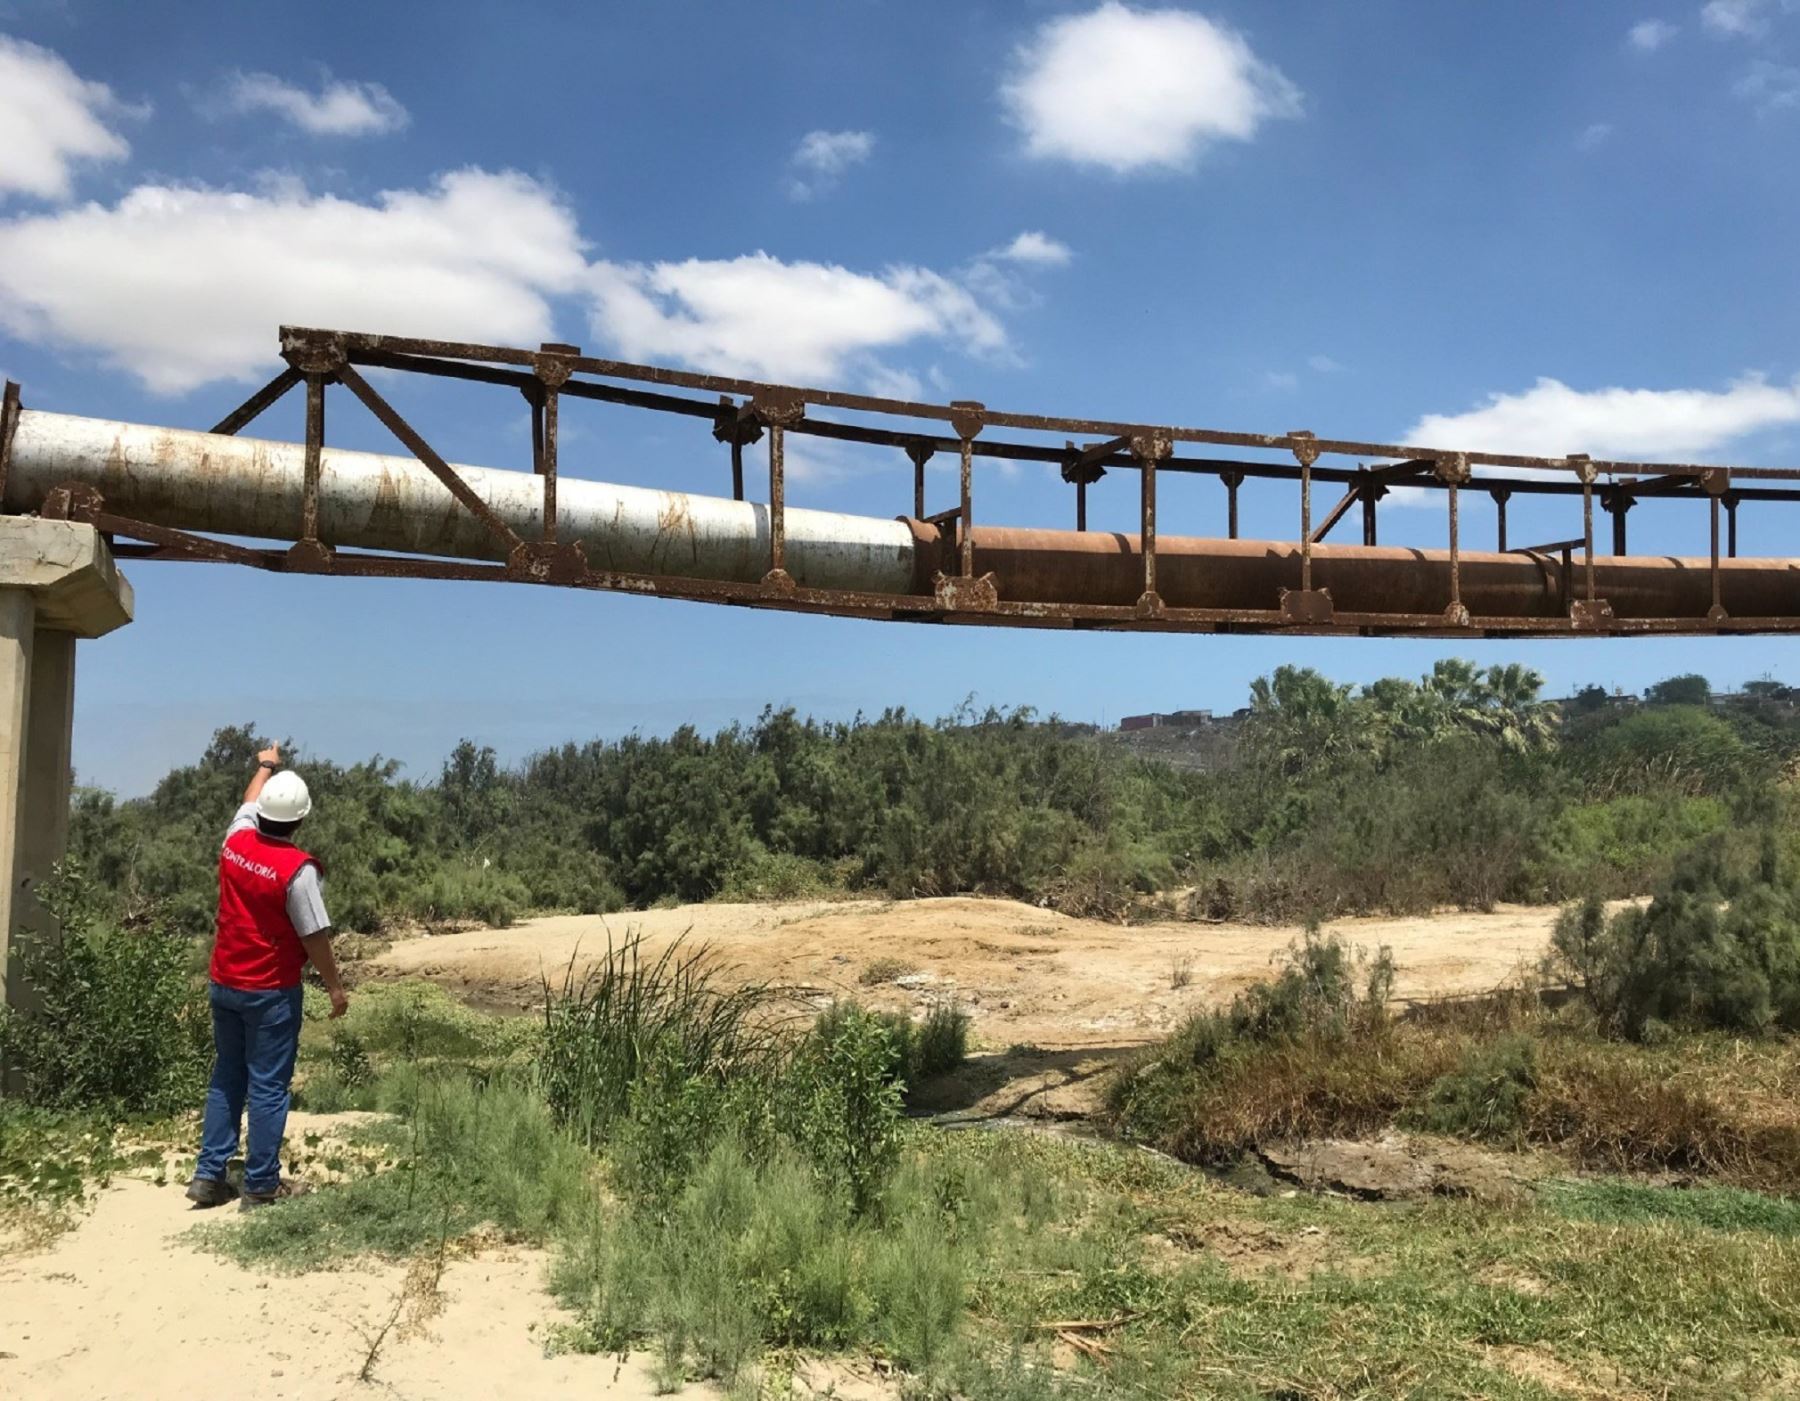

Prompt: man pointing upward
xmin=185 ymin=742 xmax=348 ymax=1211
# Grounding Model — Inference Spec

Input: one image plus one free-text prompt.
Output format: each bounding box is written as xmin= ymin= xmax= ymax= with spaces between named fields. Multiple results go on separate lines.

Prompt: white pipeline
xmin=4 ymin=410 xmax=919 ymax=594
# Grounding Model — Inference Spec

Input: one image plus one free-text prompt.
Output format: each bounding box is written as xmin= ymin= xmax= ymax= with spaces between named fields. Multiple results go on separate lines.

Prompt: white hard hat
xmin=257 ymin=771 xmax=313 ymax=824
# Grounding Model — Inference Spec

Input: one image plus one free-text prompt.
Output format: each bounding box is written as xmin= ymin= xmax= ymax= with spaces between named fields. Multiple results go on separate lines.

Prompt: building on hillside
xmin=1119 ymin=709 xmax=1214 ymax=732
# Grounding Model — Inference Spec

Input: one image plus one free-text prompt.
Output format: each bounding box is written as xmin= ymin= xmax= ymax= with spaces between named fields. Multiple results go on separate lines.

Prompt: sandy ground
xmin=1 ymin=898 xmax=1566 ymax=1399
xmin=368 ymin=894 xmax=1561 ymax=1044
xmin=0 ymin=1114 xmax=701 ymax=1401
xmin=365 ymin=895 xmax=1564 ymax=1122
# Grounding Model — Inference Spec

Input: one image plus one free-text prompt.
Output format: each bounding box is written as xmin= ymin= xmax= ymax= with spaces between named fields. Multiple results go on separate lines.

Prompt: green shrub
xmin=869 ymin=1203 xmax=965 ymax=1373
xmin=0 ymin=868 xmax=209 ymax=1114
xmin=1529 ymin=796 xmax=1729 ymax=900
xmin=1549 ymin=844 xmax=1800 ymax=1039
xmin=717 ymin=849 xmax=840 ymax=902
xmin=792 ymin=1004 xmax=904 ymax=1216
xmin=1109 ymin=933 xmax=1401 ymax=1154
xmin=1411 ymin=1033 xmax=1537 ymax=1138
xmin=906 ymin=1000 xmax=972 ymax=1083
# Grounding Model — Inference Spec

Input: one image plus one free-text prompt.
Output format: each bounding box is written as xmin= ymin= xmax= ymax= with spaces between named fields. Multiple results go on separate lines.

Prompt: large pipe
xmin=5 ymin=411 xmax=918 ymax=594
xmin=9 ymin=409 xmax=1800 ymax=621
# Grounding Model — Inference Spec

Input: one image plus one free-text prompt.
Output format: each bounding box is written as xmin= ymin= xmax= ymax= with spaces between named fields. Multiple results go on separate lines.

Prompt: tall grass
xmin=538 ymin=930 xmax=787 ymax=1147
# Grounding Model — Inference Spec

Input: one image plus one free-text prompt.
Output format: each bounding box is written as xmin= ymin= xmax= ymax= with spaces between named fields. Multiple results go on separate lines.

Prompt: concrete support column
xmin=16 ymin=629 xmax=75 ymax=992
xmin=0 ymin=519 xmax=132 ymax=1030
xmin=0 ymin=590 xmax=32 ymax=1017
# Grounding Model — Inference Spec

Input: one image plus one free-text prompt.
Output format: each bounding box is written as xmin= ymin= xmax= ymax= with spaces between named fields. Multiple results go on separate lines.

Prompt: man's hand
xmin=245 ymin=743 xmax=283 ymax=805
xmin=328 ymin=986 xmax=349 ymax=1020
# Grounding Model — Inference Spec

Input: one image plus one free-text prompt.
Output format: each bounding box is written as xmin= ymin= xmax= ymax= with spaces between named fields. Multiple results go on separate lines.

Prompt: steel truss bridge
xmin=4 ymin=325 xmax=1800 ymax=636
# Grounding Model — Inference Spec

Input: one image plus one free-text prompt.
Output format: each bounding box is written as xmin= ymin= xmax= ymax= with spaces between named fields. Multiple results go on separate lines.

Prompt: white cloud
xmin=0 ymin=34 xmax=137 ymax=201
xmin=0 ymin=169 xmax=589 ymax=393
xmin=587 ymin=252 xmax=1007 ymax=385
xmin=787 ymin=129 xmax=873 ymax=200
xmin=1404 ymin=374 xmax=1800 ymax=459
xmin=1261 ymin=370 xmax=1298 ymax=392
xmin=861 ymin=363 xmax=924 ymax=400
xmin=1702 ymin=0 xmax=1771 ymax=36
xmin=1308 ymin=354 xmax=1345 ymax=374
xmin=1576 ymin=121 xmax=1616 ymax=150
xmin=221 ymin=70 xmax=409 ymax=136
xmin=990 ymin=230 xmax=1072 ymax=266
xmin=1736 ymin=58 xmax=1800 ymax=108
xmin=1001 ymin=3 xmax=1300 ymax=174
xmin=1628 ymin=18 xmax=1679 ymax=49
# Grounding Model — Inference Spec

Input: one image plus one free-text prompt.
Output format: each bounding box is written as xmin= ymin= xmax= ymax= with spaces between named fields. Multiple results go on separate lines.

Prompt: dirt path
xmin=368 ymin=895 xmax=1563 ymax=1049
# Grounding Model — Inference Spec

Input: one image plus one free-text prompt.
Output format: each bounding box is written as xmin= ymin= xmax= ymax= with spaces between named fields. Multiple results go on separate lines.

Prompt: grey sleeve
xmin=224 ymin=801 xmax=258 ymax=848
xmin=287 ymin=864 xmax=332 ymax=938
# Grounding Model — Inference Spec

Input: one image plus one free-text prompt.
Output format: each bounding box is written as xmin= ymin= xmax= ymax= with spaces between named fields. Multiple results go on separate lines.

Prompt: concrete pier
xmin=0 ymin=518 xmax=132 ymax=1019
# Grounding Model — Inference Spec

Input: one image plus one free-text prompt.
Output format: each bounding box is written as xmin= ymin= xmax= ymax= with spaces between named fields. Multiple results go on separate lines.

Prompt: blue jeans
xmin=196 ymin=982 xmax=303 ymax=1194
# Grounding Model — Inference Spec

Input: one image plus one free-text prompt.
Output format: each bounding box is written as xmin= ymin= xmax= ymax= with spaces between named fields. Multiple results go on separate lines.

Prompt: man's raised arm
xmin=244 ymin=742 xmax=282 ymax=805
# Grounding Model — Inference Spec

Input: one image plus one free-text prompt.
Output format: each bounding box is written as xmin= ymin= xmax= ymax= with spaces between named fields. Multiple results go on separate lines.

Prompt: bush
xmin=791 ymin=1004 xmax=904 ymax=1216
xmin=1549 ymin=843 xmax=1800 ymax=1039
xmin=0 ymin=868 xmax=210 ymax=1114
xmin=1411 ymin=1033 xmax=1537 ymax=1138
xmin=1528 ymin=796 xmax=1729 ymax=900
xmin=1109 ymin=933 xmax=1400 ymax=1156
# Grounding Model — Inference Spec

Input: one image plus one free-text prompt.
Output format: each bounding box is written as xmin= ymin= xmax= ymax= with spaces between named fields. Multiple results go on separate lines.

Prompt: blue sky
xmin=3 ymin=0 xmax=1800 ymax=795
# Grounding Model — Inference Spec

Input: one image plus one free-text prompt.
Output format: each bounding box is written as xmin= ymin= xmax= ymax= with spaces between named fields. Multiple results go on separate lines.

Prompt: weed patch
xmin=0 ymin=868 xmax=209 ymax=1114
xmin=212 ymin=1075 xmax=593 ymax=1271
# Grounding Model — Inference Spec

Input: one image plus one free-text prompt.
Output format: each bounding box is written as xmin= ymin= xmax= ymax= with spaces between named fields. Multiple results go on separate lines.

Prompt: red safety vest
xmin=211 ymin=826 xmax=318 ymax=990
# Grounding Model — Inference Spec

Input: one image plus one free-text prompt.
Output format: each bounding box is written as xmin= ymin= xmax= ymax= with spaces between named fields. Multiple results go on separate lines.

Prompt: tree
xmin=1571 ymin=684 xmax=1610 ymax=712
xmin=1646 ymin=673 xmax=1710 ymax=707
xmin=1244 ymin=666 xmax=1373 ymax=778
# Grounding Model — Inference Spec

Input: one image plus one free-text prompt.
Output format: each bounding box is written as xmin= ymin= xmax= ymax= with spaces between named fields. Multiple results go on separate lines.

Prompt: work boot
xmin=239 ymin=1179 xmax=308 ymax=1212
xmin=184 ymin=1176 xmax=238 ymax=1209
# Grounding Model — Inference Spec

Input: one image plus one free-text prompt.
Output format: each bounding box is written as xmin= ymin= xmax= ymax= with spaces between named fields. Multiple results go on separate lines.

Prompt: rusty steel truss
xmin=6 ymin=325 xmax=1800 ymax=636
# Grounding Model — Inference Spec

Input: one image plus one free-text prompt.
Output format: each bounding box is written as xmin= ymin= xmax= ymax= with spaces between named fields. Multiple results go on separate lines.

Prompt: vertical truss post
xmin=1222 ymin=470 xmax=1242 ymax=539
xmin=1361 ymin=475 xmax=1382 ymax=546
xmin=1704 ymin=469 xmax=1730 ymax=623
xmin=1293 ymin=432 xmax=1319 ymax=593
xmin=1438 ymin=452 xmax=1470 ymax=625
xmin=711 ymin=396 xmax=762 ymax=503
xmin=300 ymin=373 xmax=325 ymax=544
xmin=950 ymin=401 xmax=986 ymax=579
xmin=905 ymin=441 xmax=934 ymax=520
xmin=1131 ymin=432 xmax=1170 ymax=618
xmin=1280 ymin=434 xmax=1331 ymax=625
xmin=279 ymin=329 xmax=347 ymax=570
xmin=1490 ymin=487 xmax=1511 ymax=552
xmin=1567 ymin=454 xmax=1609 ymax=628
xmin=770 ymin=428 xmax=786 ymax=574
xmin=1603 ymin=490 xmax=1633 ymax=556
xmin=533 ymin=343 xmax=577 ymax=545
xmin=530 ymin=393 xmax=545 ymax=476
xmin=752 ymin=389 xmax=805 ymax=589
